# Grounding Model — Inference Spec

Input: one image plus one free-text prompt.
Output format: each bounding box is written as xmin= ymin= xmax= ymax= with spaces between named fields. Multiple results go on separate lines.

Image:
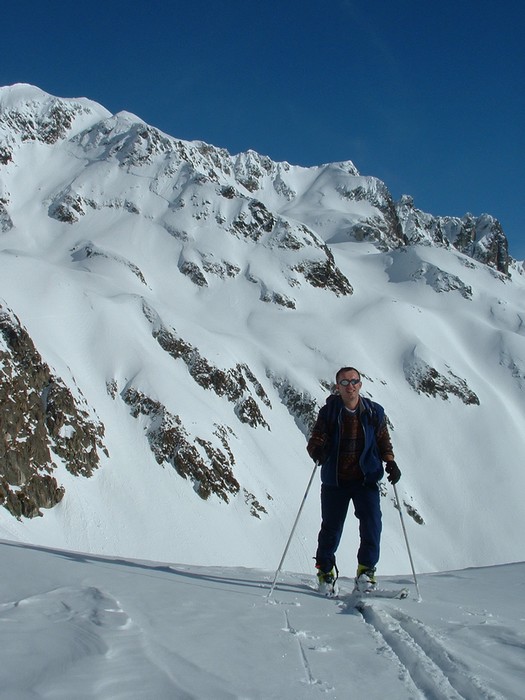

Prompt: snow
xmin=1 ymin=539 xmax=523 ymax=699
xmin=0 ymin=85 xmax=525 ymax=695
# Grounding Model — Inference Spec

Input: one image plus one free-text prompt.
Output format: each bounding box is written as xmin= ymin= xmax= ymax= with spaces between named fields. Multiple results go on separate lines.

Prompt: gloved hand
xmin=310 ymin=447 xmax=325 ymax=465
xmin=385 ymin=460 xmax=401 ymax=484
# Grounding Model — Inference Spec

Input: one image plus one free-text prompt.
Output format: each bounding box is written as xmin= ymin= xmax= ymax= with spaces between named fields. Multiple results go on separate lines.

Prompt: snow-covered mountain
xmin=0 ymin=83 xmax=524 ymax=578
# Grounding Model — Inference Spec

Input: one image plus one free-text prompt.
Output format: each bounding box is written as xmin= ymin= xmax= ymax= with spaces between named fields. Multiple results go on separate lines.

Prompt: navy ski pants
xmin=315 ymin=481 xmax=382 ymax=573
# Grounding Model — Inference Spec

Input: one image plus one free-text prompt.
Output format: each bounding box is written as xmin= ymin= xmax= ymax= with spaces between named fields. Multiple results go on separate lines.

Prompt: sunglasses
xmin=338 ymin=378 xmax=360 ymax=386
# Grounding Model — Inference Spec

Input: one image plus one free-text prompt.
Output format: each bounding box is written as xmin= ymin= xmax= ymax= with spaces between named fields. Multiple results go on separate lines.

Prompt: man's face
xmin=336 ymin=370 xmax=361 ymax=405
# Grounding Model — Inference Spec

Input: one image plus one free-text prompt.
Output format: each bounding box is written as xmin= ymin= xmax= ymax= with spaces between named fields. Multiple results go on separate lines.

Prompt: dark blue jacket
xmin=314 ymin=395 xmax=386 ymax=486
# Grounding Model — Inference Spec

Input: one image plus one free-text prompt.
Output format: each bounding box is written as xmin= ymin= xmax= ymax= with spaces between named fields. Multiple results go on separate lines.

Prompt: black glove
xmin=385 ymin=460 xmax=401 ymax=484
xmin=310 ymin=447 xmax=325 ymax=465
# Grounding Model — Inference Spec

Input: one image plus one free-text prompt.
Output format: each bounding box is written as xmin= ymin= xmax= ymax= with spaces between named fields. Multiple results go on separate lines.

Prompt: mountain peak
xmin=0 ymin=84 xmax=111 ymax=158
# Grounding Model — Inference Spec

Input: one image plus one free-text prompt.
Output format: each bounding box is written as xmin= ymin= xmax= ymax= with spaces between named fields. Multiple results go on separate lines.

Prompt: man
xmin=307 ymin=367 xmax=401 ymax=596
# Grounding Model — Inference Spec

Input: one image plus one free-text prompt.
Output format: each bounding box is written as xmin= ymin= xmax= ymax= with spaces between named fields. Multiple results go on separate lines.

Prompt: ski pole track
xmin=356 ymin=602 xmax=507 ymax=700
xmin=282 ymin=610 xmax=334 ymax=693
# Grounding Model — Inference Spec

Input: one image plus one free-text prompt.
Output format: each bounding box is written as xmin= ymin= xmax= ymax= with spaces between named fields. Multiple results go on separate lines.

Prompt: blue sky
xmin=3 ymin=0 xmax=524 ymax=259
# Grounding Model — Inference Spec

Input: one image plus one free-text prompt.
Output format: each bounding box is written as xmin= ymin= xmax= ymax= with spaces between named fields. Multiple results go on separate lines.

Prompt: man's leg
xmin=352 ymin=483 xmax=382 ymax=569
xmin=315 ymin=484 xmax=352 ymax=572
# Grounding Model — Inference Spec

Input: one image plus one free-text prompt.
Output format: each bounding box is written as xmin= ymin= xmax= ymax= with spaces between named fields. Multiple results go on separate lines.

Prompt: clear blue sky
xmin=3 ymin=0 xmax=524 ymax=259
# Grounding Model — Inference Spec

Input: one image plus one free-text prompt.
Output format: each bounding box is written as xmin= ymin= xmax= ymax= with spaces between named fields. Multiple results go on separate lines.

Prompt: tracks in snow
xmin=355 ymin=601 xmax=505 ymax=700
xmin=282 ymin=610 xmax=334 ymax=693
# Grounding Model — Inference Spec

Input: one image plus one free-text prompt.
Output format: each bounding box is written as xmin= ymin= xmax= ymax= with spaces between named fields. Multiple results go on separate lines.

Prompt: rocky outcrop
xmin=0 ymin=197 xmax=13 ymax=232
xmin=118 ymin=384 xmax=269 ymax=516
xmin=267 ymin=372 xmax=320 ymax=436
xmin=0 ymin=85 xmax=109 ymax=167
xmin=121 ymin=386 xmax=241 ymax=502
xmin=403 ymin=351 xmax=480 ymax=405
xmin=443 ymin=213 xmax=509 ymax=274
xmin=48 ymin=190 xmax=140 ymax=223
xmin=294 ymin=256 xmax=353 ymax=296
xmin=142 ymin=301 xmax=272 ymax=430
xmin=71 ymin=242 xmax=148 ymax=285
xmin=2 ymin=100 xmax=86 ymax=145
xmin=396 ymin=195 xmax=510 ymax=273
xmin=0 ymin=303 xmax=107 ymax=519
xmin=339 ymin=178 xmax=407 ymax=249
xmin=387 ymin=248 xmax=473 ymax=299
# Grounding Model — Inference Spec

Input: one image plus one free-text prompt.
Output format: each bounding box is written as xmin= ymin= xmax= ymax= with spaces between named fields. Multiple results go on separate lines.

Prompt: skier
xmin=307 ymin=366 xmax=401 ymax=596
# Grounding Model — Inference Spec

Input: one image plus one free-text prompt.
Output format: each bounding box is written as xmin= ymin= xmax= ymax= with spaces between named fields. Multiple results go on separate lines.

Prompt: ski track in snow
xmin=282 ymin=609 xmax=334 ymax=693
xmin=352 ymin=601 xmax=506 ymax=700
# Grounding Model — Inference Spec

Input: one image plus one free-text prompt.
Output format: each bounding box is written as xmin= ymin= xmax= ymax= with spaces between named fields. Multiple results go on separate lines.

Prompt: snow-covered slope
xmin=0 ymin=84 xmax=524 ymax=579
xmin=1 ymin=539 xmax=523 ymax=700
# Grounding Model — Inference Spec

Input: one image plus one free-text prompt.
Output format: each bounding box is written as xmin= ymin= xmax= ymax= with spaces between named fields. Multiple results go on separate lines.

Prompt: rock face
xmin=121 ymin=386 xmax=240 ymax=502
xmin=396 ymin=195 xmax=509 ymax=273
xmin=0 ymin=304 xmax=107 ymax=518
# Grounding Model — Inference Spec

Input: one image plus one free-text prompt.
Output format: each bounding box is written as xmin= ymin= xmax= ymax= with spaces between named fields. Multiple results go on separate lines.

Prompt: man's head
xmin=335 ymin=367 xmax=362 ymax=409
xmin=335 ymin=367 xmax=361 ymax=384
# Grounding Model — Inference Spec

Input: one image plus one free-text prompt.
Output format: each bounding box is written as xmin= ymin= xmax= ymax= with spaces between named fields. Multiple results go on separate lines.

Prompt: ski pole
xmin=267 ymin=462 xmax=318 ymax=600
xmin=393 ymin=482 xmax=422 ymax=601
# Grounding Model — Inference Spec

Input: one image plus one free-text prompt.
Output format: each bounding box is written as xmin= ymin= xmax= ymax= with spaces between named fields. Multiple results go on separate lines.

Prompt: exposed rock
xmin=243 ymin=488 xmax=268 ymax=518
xmin=120 ymin=385 xmax=268 ymax=515
xmin=403 ymin=499 xmax=425 ymax=525
xmin=397 ymin=196 xmax=510 ymax=274
xmin=1 ymin=99 xmax=88 ymax=145
xmin=201 ymin=256 xmax=240 ymax=280
xmin=414 ymin=263 xmax=472 ymax=299
xmin=260 ymin=290 xmax=296 ymax=308
xmin=396 ymin=195 xmax=449 ymax=247
xmin=345 ymin=180 xmax=407 ymax=249
xmin=49 ymin=191 xmax=92 ymax=223
xmin=44 ymin=380 xmax=108 ymax=476
xmin=0 ymin=198 xmax=13 ymax=232
xmin=267 ymin=372 xmax=319 ymax=436
xmin=387 ymin=249 xmax=473 ymax=299
xmin=220 ymin=185 xmax=236 ymax=199
xmin=404 ymin=354 xmax=480 ymax=405
xmin=233 ymin=150 xmax=275 ymax=192
xmin=294 ymin=255 xmax=353 ymax=296
xmin=229 ymin=201 xmax=275 ymax=242
xmin=49 ymin=190 xmax=140 ymax=223
xmin=179 ymin=260 xmax=208 ymax=287
xmin=142 ymin=301 xmax=271 ymax=429
xmin=268 ymin=221 xmax=309 ymax=251
xmin=121 ymin=386 xmax=240 ymax=502
xmin=71 ymin=242 xmax=148 ymax=285
xmin=448 ymin=214 xmax=509 ymax=274
xmin=0 ymin=303 xmax=107 ymax=519
xmin=0 ymin=145 xmax=12 ymax=165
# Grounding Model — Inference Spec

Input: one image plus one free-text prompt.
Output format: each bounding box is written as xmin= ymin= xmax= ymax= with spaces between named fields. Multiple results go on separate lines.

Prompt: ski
xmin=300 ymin=575 xmax=409 ymax=601
xmin=352 ymin=586 xmax=409 ymax=600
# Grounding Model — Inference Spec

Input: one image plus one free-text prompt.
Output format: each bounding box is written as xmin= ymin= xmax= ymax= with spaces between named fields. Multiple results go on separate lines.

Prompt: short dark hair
xmin=335 ymin=366 xmax=361 ymax=383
